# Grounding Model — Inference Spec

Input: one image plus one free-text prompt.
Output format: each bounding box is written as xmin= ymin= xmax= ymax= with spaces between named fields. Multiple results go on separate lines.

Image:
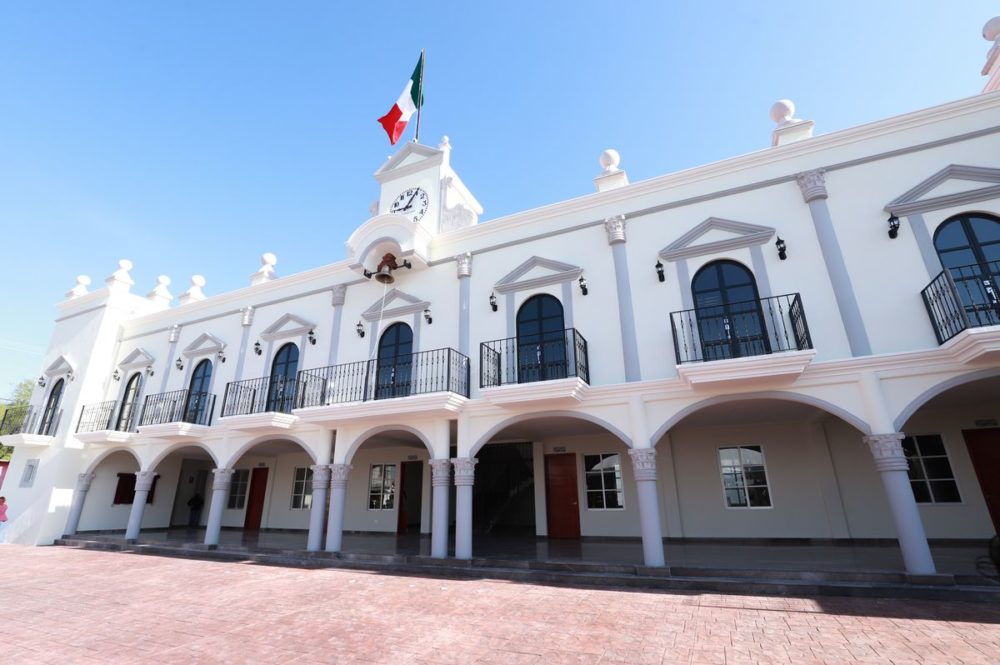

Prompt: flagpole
xmin=414 ymin=49 xmax=425 ymax=143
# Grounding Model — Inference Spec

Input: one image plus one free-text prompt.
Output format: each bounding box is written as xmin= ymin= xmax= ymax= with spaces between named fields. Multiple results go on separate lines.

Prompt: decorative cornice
xmin=628 ymin=448 xmax=657 ymax=482
xmin=451 ymin=457 xmax=477 ymax=486
xmin=330 ymin=463 xmax=352 ymax=489
xmin=310 ymin=464 xmax=332 ymax=490
xmin=884 ymin=164 xmax=1000 ymax=216
xmin=118 ymin=348 xmax=155 ymax=370
xmin=604 ymin=215 xmax=626 ymax=245
xmin=181 ymin=332 xmax=226 ymax=358
xmin=260 ymin=313 xmax=316 ymax=342
xmin=76 ymin=473 xmax=95 ymax=492
xmin=456 ymin=252 xmax=473 ymax=278
xmin=863 ymin=433 xmax=909 ymax=472
xmin=135 ymin=471 xmax=158 ymax=492
xmin=361 ymin=288 xmax=430 ymax=322
xmin=212 ymin=467 xmax=234 ymax=491
xmin=796 ymin=170 xmax=828 ymax=203
xmin=658 ymin=217 xmax=776 ymax=262
xmin=430 ymin=458 xmax=452 ymax=486
xmin=494 ymin=256 xmax=583 ymax=295
xmin=43 ymin=355 xmax=75 ymax=378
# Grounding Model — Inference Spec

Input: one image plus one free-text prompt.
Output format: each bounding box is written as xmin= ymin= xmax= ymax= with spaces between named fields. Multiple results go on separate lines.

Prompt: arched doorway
xmin=39 ymin=378 xmax=65 ymax=436
xmin=267 ymin=343 xmax=299 ymax=412
xmin=516 ymin=294 xmax=567 ymax=382
xmin=76 ymin=450 xmax=143 ymax=535
xmin=933 ymin=213 xmax=1000 ymax=326
xmin=185 ymin=359 xmax=213 ymax=425
xmin=375 ymin=323 xmax=413 ymax=399
xmin=115 ymin=372 xmax=143 ymax=432
xmin=692 ymin=260 xmax=769 ymax=361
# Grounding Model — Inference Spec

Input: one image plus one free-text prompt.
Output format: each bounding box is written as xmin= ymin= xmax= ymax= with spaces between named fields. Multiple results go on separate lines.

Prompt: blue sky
xmin=0 ymin=2 xmax=996 ymax=395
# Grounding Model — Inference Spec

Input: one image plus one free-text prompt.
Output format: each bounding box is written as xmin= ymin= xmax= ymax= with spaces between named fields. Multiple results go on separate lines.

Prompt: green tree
xmin=0 ymin=378 xmax=34 ymax=460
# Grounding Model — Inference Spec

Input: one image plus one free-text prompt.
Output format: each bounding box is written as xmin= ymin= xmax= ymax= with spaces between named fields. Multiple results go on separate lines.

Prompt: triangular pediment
xmin=374 ymin=143 xmax=444 ymax=183
xmin=886 ymin=165 xmax=1000 ymax=215
xmin=43 ymin=355 xmax=75 ymax=377
xmin=659 ymin=218 xmax=775 ymax=262
xmin=181 ymin=332 xmax=226 ymax=358
xmin=494 ymin=256 xmax=583 ymax=294
xmin=260 ymin=313 xmax=317 ymax=342
xmin=118 ymin=348 xmax=155 ymax=369
xmin=361 ymin=288 xmax=430 ymax=322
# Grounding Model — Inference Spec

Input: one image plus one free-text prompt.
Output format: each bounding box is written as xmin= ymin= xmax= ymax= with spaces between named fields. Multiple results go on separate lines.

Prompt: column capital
xmin=430 ymin=458 xmax=452 ymax=486
xmin=240 ymin=305 xmax=255 ymax=326
xmin=863 ymin=433 xmax=910 ymax=472
xmin=628 ymin=448 xmax=657 ymax=481
xmin=135 ymin=471 xmax=158 ymax=492
xmin=211 ymin=467 xmax=234 ymax=491
xmin=76 ymin=472 xmax=96 ymax=492
xmin=455 ymin=252 xmax=473 ymax=278
xmin=330 ymin=284 xmax=347 ymax=307
xmin=604 ymin=215 xmax=627 ymax=245
xmin=796 ymin=169 xmax=828 ymax=203
xmin=310 ymin=464 xmax=332 ymax=490
xmin=451 ymin=457 xmax=478 ymax=486
xmin=329 ymin=463 xmax=352 ymax=489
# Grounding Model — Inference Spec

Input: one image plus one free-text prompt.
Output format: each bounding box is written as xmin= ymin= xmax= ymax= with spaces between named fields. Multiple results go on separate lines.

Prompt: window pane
xmin=721 ymin=470 xmax=743 ymax=489
xmin=291 ymin=495 xmax=302 ymax=510
xmin=586 ymin=491 xmax=604 ymax=509
xmin=910 ymin=481 xmax=931 ymax=503
xmin=907 ymin=459 xmax=926 ymax=480
xmin=970 ymin=217 xmax=1000 ymax=242
xmin=603 ymin=453 xmax=620 ymax=469
xmin=604 ymin=490 xmax=623 ymax=509
xmin=922 ymin=457 xmax=954 ymax=480
xmin=585 ymin=473 xmax=603 ymax=491
xmin=743 ymin=466 xmax=768 ymax=486
xmin=383 ymin=491 xmax=394 ymax=510
xmin=929 ymin=480 xmax=961 ymax=503
xmin=725 ymin=488 xmax=747 ymax=507
xmin=915 ymin=435 xmax=945 ymax=456
xmin=584 ymin=455 xmax=602 ymax=472
xmin=901 ymin=437 xmax=917 ymax=457
xmin=602 ymin=470 xmax=619 ymax=490
xmin=747 ymin=486 xmax=771 ymax=507
xmin=303 ymin=493 xmax=312 ymax=510
xmin=740 ymin=446 xmax=764 ymax=465
xmin=719 ymin=448 xmax=740 ymax=467
xmin=369 ymin=494 xmax=381 ymax=510
xmin=384 ymin=465 xmax=396 ymax=485
xmin=369 ymin=465 xmax=383 ymax=491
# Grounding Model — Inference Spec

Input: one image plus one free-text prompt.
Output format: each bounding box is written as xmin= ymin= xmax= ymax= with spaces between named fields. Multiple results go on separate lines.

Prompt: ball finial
xmin=191 ymin=275 xmax=206 ymax=287
xmin=599 ymin=149 xmax=621 ymax=173
xmin=118 ymin=259 xmax=134 ymax=271
xmin=157 ymin=275 xmax=171 ymax=286
xmin=984 ymin=17 xmax=1000 ymax=41
xmin=77 ymin=275 xmax=92 ymax=287
xmin=261 ymin=252 xmax=277 ymax=267
xmin=770 ymin=99 xmax=796 ymax=125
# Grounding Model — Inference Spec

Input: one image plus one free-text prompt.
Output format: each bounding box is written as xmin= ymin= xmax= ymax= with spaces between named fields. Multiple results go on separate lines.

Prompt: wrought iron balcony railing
xmin=0 ymin=405 xmax=61 ymax=437
xmin=77 ymin=400 xmax=140 ymax=434
xmin=139 ymin=389 xmax=216 ymax=427
xmin=669 ymin=293 xmax=812 ymax=364
xmin=922 ymin=261 xmax=1000 ymax=344
xmin=221 ymin=376 xmax=297 ymax=417
xmin=296 ymin=347 xmax=470 ymax=408
xmin=480 ymin=328 xmax=590 ymax=388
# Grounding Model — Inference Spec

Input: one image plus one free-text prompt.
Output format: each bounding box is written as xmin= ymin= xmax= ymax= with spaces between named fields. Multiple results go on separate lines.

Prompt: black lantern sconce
xmin=489 ymin=292 xmax=498 ymax=312
xmin=423 ymin=308 xmax=433 ymax=324
xmin=307 ymin=329 xmax=317 ymax=345
xmin=37 ymin=375 xmax=47 ymax=388
xmin=253 ymin=341 xmax=262 ymax=356
xmin=112 ymin=369 xmax=121 ymax=382
xmin=887 ymin=214 xmax=900 ymax=239
xmin=655 ymin=260 xmax=665 ymax=283
xmin=145 ymin=365 xmax=155 ymax=377
xmin=578 ymin=276 xmax=589 ymax=296
xmin=775 ymin=237 xmax=788 ymax=261
xmin=67 ymin=371 xmax=75 ymax=382
xmin=217 ymin=350 xmax=226 ymax=363
xmin=175 ymin=357 xmax=184 ymax=371
xmin=356 ymin=321 xmax=366 ymax=338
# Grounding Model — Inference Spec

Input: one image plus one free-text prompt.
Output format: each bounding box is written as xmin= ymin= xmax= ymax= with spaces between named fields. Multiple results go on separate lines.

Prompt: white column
xmin=864 ymin=433 xmax=936 ymax=575
xmin=324 ymin=463 xmax=351 ymax=552
xmin=307 ymin=464 xmax=331 ymax=551
xmin=204 ymin=468 xmax=233 ymax=547
xmin=452 ymin=457 xmax=477 ymax=560
xmin=605 ymin=215 xmax=641 ymax=382
xmin=124 ymin=471 xmax=157 ymax=542
xmin=430 ymin=459 xmax=451 ymax=558
xmin=63 ymin=473 xmax=95 ymax=536
xmin=628 ymin=449 xmax=666 ymax=567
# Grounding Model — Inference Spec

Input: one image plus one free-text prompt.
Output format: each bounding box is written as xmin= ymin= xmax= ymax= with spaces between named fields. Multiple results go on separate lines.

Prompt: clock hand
xmin=404 ymin=191 xmax=418 ymax=209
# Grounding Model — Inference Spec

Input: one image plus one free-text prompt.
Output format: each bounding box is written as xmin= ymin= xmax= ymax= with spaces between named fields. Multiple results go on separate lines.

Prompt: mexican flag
xmin=377 ymin=53 xmax=424 ymax=145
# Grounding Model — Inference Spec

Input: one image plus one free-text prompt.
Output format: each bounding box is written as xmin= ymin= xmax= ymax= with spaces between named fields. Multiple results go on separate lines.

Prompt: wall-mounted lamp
xmin=356 ymin=321 xmax=366 ymax=338
xmin=253 ymin=341 xmax=262 ymax=356
xmin=489 ymin=292 xmax=498 ymax=312
xmin=775 ymin=237 xmax=788 ymax=261
xmin=887 ymin=214 xmax=900 ymax=239
xmin=175 ymin=357 xmax=184 ymax=371
xmin=423 ymin=308 xmax=433 ymax=324
xmin=146 ymin=365 xmax=155 ymax=377
xmin=37 ymin=375 xmax=47 ymax=388
xmin=655 ymin=260 xmax=665 ymax=283
xmin=112 ymin=369 xmax=121 ymax=382
xmin=307 ymin=329 xmax=317 ymax=345
xmin=578 ymin=276 xmax=589 ymax=296
xmin=217 ymin=350 xmax=227 ymax=363
xmin=363 ymin=269 xmax=373 ymax=279
xmin=67 ymin=371 xmax=75 ymax=383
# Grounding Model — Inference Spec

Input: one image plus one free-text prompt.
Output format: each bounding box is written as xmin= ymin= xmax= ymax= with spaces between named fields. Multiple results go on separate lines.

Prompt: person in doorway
xmin=0 ymin=496 xmax=8 ymax=544
xmin=186 ymin=492 xmax=204 ymax=529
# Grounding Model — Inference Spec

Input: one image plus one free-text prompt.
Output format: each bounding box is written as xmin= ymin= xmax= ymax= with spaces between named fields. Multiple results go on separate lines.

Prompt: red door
xmin=964 ymin=428 xmax=1000 ymax=534
xmin=243 ymin=467 xmax=269 ymax=531
xmin=545 ymin=453 xmax=581 ymax=539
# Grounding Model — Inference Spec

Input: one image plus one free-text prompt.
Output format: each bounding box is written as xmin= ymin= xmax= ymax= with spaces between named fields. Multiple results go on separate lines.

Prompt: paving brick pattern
xmin=1 ymin=546 xmax=998 ymax=664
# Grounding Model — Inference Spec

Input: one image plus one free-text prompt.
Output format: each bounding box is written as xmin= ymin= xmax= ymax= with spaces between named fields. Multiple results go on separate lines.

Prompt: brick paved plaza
xmin=1 ymin=546 xmax=999 ymax=664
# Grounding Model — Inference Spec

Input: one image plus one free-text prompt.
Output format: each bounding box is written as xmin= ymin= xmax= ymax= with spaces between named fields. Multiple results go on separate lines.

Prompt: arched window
xmin=375 ymin=323 xmax=413 ymax=399
xmin=692 ymin=260 xmax=769 ymax=361
xmin=39 ymin=378 xmax=64 ymax=436
xmin=267 ymin=343 xmax=299 ymax=412
xmin=116 ymin=372 xmax=142 ymax=431
xmin=184 ymin=359 xmax=213 ymax=425
xmin=933 ymin=213 xmax=1000 ymax=326
xmin=516 ymin=294 xmax=567 ymax=382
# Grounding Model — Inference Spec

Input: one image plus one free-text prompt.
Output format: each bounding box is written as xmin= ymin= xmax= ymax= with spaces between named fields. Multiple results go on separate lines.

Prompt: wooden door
xmin=243 ymin=467 xmax=269 ymax=531
xmin=963 ymin=428 xmax=1000 ymax=534
xmin=544 ymin=453 xmax=580 ymax=539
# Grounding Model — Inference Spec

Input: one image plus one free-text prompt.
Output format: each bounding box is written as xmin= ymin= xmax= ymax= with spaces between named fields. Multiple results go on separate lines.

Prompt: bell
xmin=374 ymin=264 xmax=395 ymax=284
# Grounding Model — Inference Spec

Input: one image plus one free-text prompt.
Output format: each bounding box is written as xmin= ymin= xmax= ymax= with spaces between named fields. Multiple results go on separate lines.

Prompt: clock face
xmin=389 ymin=187 xmax=430 ymax=222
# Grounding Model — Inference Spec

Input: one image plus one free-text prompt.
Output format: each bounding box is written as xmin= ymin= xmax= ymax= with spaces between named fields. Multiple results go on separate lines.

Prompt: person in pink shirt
xmin=0 ymin=496 xmax=8 ymax=543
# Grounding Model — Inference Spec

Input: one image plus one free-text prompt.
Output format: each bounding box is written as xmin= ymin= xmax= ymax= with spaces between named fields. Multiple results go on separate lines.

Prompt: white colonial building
xmin=3 ymin=18 xmax=1000 ymax=580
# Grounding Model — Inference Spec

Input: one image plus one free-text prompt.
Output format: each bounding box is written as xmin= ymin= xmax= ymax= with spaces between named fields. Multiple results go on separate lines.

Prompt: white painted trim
xmin=181 ymin=333 xmax=226 ymax=358
xmin=494 ymin=256 xmax=584 ymax=294
xmin=259 ymin=313 xmax=317 ymax=342
xmin=659 ymin=218 xmax=776 ymax=262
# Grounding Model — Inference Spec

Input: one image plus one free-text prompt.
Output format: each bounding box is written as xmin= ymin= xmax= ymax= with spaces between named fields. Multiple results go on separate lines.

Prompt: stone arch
xmin=342 ymin=424 xmax=435 ymax=464
xmin=893 ymin=367 xmax=1000 ymax=431
xmin=145 ymin=442 xmax=222 ymax=472
xmin=221 ymin=433 xmax=318 ymax=469
xmin=84 ymin=446 xmax=142 ymax=474
xmin=649 ymin=391 xmax=872 ymax=445
xmin=469 ymin=410 xmax=633 ymax=458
